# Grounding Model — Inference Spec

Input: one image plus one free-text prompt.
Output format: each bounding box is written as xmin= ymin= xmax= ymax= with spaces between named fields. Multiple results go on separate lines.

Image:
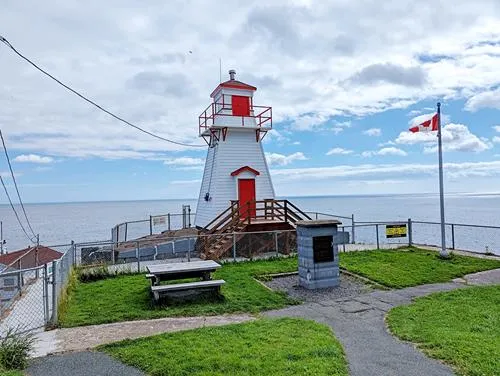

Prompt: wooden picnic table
xmin=146 ymin=261 xmax=224 ymax=302
xmin=146 ymin=260 xmax=222 ymax=285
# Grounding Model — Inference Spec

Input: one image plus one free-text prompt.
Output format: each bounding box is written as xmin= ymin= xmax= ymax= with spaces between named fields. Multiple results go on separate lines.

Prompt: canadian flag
xmin=409 ymin=113 xmax=438 ymax=133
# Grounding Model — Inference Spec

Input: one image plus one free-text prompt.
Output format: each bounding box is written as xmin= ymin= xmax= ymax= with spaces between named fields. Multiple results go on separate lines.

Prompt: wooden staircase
xmin=199 ymin=199 xmax=311 ymax=260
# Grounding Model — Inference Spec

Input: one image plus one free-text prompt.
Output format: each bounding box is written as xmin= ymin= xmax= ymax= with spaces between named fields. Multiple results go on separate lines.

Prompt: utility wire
xmin=0 ymin=35 xmax=205 ymax=148
xmin=0 ymin=130 xmax=37 ymax=239
xmin=0 ymin=176 xmax=36 ymax=244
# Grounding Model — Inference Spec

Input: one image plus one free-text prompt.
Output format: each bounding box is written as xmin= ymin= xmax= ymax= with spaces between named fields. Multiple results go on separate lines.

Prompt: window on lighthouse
xmin=232 ymin=96 xmax=250 ymax=117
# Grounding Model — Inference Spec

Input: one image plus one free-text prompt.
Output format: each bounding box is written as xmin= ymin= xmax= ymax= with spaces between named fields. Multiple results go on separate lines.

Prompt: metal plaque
xmin=313 ymin=235 xmax=334 ymax=263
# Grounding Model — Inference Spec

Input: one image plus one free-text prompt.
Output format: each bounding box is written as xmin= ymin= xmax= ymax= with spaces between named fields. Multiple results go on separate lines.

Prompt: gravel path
xmin=264 ymin=273 xmax=373 ymax=302
xmin=26 ymin=351 xmax=144 ymax=376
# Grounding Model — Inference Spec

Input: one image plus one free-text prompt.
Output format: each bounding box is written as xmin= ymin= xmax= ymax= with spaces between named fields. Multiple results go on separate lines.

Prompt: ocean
xmin=0 ymin=193 xmax=499 ymax=255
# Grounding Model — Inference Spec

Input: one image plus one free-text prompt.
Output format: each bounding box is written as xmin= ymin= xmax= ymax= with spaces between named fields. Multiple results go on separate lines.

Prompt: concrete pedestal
xmin=297 ymin=220 xmax=348 ymax=289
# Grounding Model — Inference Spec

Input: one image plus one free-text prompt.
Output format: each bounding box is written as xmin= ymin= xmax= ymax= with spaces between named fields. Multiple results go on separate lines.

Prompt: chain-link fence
xmin=0 ymin=264 xmax=49 ymax=337
xmin=0 ymin=243 xmax=76 ymax=338
xmin=111 ymin=208 xmax=194 ymax=244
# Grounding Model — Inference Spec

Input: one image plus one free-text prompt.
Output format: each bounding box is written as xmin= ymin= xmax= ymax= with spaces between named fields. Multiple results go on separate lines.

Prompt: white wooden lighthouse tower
xmin=195 ymin=70 xmax=275 ymax=228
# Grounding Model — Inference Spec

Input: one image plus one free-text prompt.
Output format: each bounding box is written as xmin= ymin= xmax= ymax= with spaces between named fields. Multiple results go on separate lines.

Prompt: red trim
xmin=230 ymin=166 xmax=260 ymax=176
xmin=210 ymin=81 xmax=257 ymax=98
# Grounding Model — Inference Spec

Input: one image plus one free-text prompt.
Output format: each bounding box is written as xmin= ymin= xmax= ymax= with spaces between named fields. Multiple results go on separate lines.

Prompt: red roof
xmin=0 ymin=246 xmax=62 ymax=269
xmin=231 ymin=166 xmax=260 ymax=176
xmin=210 ymin=80 xmax=257 ymax=98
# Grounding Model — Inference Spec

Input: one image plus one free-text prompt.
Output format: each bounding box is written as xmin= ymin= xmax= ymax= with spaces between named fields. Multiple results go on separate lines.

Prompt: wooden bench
xmin=151 ymin=279 xmax=225 ymax=302
xmin=145 ymin=273 xmax=158 ymax=285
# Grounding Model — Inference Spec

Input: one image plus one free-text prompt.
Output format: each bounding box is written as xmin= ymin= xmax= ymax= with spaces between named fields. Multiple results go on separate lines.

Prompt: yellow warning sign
xmin=386 ymin=224 xmax=407 ymax=238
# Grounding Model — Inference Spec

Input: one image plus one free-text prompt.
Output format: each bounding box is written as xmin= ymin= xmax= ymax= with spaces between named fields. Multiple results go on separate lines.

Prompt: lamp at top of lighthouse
xmin=198 ymin=70 xmax=273 ymax=146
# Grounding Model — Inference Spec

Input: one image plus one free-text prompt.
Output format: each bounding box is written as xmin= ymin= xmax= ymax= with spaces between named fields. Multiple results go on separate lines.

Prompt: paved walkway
xmin=27 ymin=351 xmax=145 ymax=376
xmin=32 ymin=313 xmax=254 ymax=358
xmin=265 ymin=268 xmax=500 ymax=376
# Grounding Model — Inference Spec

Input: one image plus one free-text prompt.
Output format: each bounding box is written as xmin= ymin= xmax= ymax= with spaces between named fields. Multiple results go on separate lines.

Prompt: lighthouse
xmin=195 ymin=70 xmax=275 ymax=228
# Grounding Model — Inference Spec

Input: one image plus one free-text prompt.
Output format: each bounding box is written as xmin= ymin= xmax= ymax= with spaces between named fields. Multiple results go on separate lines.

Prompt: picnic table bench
xmin=146 ymin=261 xmax=224 ymax=302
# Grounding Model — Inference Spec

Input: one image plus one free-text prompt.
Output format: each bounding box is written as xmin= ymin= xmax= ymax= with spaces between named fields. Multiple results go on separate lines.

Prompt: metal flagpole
xmin=437 ymin=102 xmax=449 ymax=258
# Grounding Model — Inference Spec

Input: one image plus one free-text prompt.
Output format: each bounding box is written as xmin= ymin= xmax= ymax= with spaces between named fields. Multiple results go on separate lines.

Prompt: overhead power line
xmin=0 ymin=35 xmax=205 ymax=148
xmin=0 ymin=130 xmax=37 ymax=239
xmin=0 ymin=176 xmax=36 ymax=244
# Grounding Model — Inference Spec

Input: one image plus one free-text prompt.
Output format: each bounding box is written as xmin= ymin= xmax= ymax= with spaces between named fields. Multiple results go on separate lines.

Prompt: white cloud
xmin=13 ymin=154 xmax=54 ymax=164
xmin=265 ymin=152 xmax=307 ymax=166
xmin=326 ymin=147 xmax=353 ymax=155
xmin=292 ymin=141 xmax=301 ymax=145
xmin=396 ymin=123 xmax=490 ymax=153
xmin=170 ymin=179 xmax=201 ymax=185
xmin=163 ymin=157 xmax=204 ymax=166
xmin=363 ymin=128 xmax=381 ymax=137
xmin=271 ymin=160 xmax=500 ymax=181
xmin=361 ymin=147 xmax=407 ymax=157
xmin=493 ymin=136 xmax=500 ymax=144
xmin=377 ymin=147 xmax=407 ymax=156
xmin=493 ymin=126 xmax=500 ymax=133
xmin=1 ymin=1 xmax=500 ymax=159
xmin=465 ymin=88 xmax=500 ymax=111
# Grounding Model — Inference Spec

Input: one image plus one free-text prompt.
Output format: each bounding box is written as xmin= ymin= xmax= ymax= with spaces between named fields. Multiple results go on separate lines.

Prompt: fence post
xmin=408 ymin=218 xmax=413 ymax=246
xmin=315 ymin=212 xmax=318 ymax=220
xmin=188 ymin=207 xmax=192 ymax=227
xmin=376 ymin=224 xmax=379 ymax=249
xmin=341 ymin=226 xmax=346 ymax=252
xmin=451 ymin=224 xmax=455 ymax=250
xmin=136 ymin=242 xmax=140 ymax=272
xmin=43 ymin=263 xmax=49 ymax=325
xmin=71 ymin=240 xmax=75 ymax=266
xmin=274 ymin=231 xmax=279 ymax=257
xmin=232 ymin=232 xmax=236 ymax=261
xmin=187 ymin=238 xmax=191 ymax=262
xmin=351 ymin=214 xmax=355 ymax=244
xmin=149 ymin=216 xmax=153 ymax=235
xmin=51 ymin=260 xmax=57 ymax=325
xmin=124 ymin=222 xmax=128 ymax=242
xmin=168 ymin=213 xmax=171 ymax=231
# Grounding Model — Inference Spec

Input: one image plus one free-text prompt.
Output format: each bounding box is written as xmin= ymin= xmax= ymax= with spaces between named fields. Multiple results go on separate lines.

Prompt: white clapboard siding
xmin=195 ymin=128 xmax=275 ymax=228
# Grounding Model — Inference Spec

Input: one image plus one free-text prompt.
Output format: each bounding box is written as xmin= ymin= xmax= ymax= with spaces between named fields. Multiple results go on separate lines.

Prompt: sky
xmin=1 ymin=0 xmax=500 ymax=203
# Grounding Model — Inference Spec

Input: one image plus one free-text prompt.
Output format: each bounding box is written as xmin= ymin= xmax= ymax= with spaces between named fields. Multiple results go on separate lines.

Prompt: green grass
xmin=387 ymin=285 xmax=500 ymax=376
xmin=339 ymin=248 xmax=500 ymax=288
xmin=0 ymin=368 xmax=23 ymax=376
xmin=101 ymin=318 xmax=348 ymax=376
xmin=60 ymin=249 xmax=500 ymax=327
xmin=60 ymin=257 xmax=299 ymax=327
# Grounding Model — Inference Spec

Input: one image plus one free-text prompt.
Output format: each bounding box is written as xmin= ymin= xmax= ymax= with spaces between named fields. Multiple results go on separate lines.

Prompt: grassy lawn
xmin=339 ymin=248 xmax=500 ymax=288
xmin=0 ymin=370 xmax=22 ymax=376
xmin=60 ymin=257 xmax=299 ymax=327
xmin=101 ymin=318 xmax=348 ymax=376
xmin=387 ymin=285 xmax=500 ymax=376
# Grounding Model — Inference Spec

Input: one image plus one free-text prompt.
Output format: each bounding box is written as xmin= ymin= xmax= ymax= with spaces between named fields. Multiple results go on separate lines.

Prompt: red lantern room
xmin=198 ymin=69 xmax=272 ymax=145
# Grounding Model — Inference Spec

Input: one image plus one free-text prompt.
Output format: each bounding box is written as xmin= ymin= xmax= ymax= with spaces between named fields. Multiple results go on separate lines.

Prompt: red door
xmin=232 ymin=95 xmax=250 ymax=116
xmin=238 ymin=179 xmax=256 ymax=219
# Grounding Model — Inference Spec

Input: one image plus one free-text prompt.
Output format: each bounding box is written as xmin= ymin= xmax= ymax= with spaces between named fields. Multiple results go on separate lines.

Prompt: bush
xmin=0 ymin=328 xmax=35 ymax=370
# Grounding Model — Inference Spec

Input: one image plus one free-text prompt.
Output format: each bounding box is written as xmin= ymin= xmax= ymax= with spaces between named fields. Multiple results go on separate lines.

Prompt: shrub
xmin=0 ymin=328 xmax=35 ymax=370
